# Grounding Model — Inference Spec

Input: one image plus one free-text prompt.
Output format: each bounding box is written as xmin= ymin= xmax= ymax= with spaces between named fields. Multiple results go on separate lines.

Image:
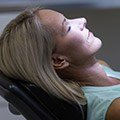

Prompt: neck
xmin=65 ymin=57 xmax=120 ymax=86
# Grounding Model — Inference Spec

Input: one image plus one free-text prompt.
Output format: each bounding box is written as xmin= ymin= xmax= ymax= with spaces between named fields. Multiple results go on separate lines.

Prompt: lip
xmin=87 ymin=31 xmax=93 ymax=40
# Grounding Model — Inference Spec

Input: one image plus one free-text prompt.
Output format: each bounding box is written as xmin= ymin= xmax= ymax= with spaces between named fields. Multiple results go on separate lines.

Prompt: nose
xmin=78 ymin=18 xmax=87 ymax=31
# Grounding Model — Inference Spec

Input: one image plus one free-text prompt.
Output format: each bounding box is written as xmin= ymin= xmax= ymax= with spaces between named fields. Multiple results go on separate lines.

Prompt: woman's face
xmin=38 ymin=9 xmax=102 ymax=66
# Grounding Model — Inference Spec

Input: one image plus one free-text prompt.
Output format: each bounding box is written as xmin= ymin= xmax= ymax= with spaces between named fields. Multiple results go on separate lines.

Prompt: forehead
xmin=37 ymin=9 xmax=64 ymax=30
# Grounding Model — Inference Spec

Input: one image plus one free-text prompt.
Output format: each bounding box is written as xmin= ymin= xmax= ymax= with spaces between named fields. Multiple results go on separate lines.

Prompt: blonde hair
xmin=0 ymin=8 xmax=86 ymax=106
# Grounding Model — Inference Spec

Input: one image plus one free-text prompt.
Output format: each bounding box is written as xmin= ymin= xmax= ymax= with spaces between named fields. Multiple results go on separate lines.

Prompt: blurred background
xmin=0 ymin=0 xmax=120 ymax=120
xmin=0 ymin=0 xmax=120 ymax=70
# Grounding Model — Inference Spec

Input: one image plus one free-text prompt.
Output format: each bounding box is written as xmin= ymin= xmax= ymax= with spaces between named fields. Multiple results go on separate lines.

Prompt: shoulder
xmin=106 ymin=98 xmax=120 ymax=120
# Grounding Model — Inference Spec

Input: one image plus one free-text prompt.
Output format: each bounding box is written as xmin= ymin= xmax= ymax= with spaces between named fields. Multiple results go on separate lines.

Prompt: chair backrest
xmin=0 ymin=73 xmax=87 ymax=120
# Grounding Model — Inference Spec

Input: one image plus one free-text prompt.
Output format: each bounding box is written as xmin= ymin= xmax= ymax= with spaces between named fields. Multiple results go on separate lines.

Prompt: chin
xmin=91 ymin=37 xmax=102 ymax=55
xmin=95 ymin=37 xmax=102 ymax=49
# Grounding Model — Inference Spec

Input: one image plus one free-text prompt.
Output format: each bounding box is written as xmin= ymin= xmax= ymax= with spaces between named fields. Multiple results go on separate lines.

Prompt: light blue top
xmin=81 ymin=65 xmax=120 ymax=120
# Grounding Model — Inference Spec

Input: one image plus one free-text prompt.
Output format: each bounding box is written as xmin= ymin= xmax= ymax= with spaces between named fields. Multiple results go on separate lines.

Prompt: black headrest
xmin=0 ymin=73 xmax=87 ymax=120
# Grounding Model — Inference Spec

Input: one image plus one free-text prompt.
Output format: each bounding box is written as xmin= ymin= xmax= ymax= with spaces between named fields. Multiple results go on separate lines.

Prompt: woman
xmin=0 ymin=7 xmax=120 ymax=120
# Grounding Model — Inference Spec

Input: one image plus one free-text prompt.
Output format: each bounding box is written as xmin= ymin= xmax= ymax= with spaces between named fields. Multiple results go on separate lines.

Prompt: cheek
xmin=62 ymin=37 xmax=86 ymax=59
xmin=55 ymin=32 xmax=87 ymax=57
xmin=65 ymin=35 xmax=85 ymax=52
xmin=68 ymin=31 xmax=85 ymax=41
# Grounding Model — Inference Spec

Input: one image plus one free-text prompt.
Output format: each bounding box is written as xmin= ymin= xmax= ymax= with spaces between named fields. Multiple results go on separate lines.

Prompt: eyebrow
xmin=62 ymin=18 xmax=66 ymax=26
xmin=61 ymin=18 xmax=66 ymax=36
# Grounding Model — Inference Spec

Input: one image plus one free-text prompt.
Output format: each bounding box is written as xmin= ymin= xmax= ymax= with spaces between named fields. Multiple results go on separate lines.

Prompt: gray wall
xmin=0 ymin=8 xmax=120 ymax=70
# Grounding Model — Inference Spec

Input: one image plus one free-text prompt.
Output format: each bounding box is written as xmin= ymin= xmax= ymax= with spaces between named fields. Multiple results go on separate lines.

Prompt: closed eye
xmin=67 ymin=26 xmax=71 ymax=32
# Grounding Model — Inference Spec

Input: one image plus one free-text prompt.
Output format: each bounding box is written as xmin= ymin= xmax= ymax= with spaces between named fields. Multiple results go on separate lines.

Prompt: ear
xmin=52 ymin=54 xmax=69 ymax=70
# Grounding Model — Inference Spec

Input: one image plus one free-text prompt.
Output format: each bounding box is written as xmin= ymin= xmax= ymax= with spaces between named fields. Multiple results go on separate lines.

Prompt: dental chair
xmin=0 ymin=72 xmax=87 ymax=120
